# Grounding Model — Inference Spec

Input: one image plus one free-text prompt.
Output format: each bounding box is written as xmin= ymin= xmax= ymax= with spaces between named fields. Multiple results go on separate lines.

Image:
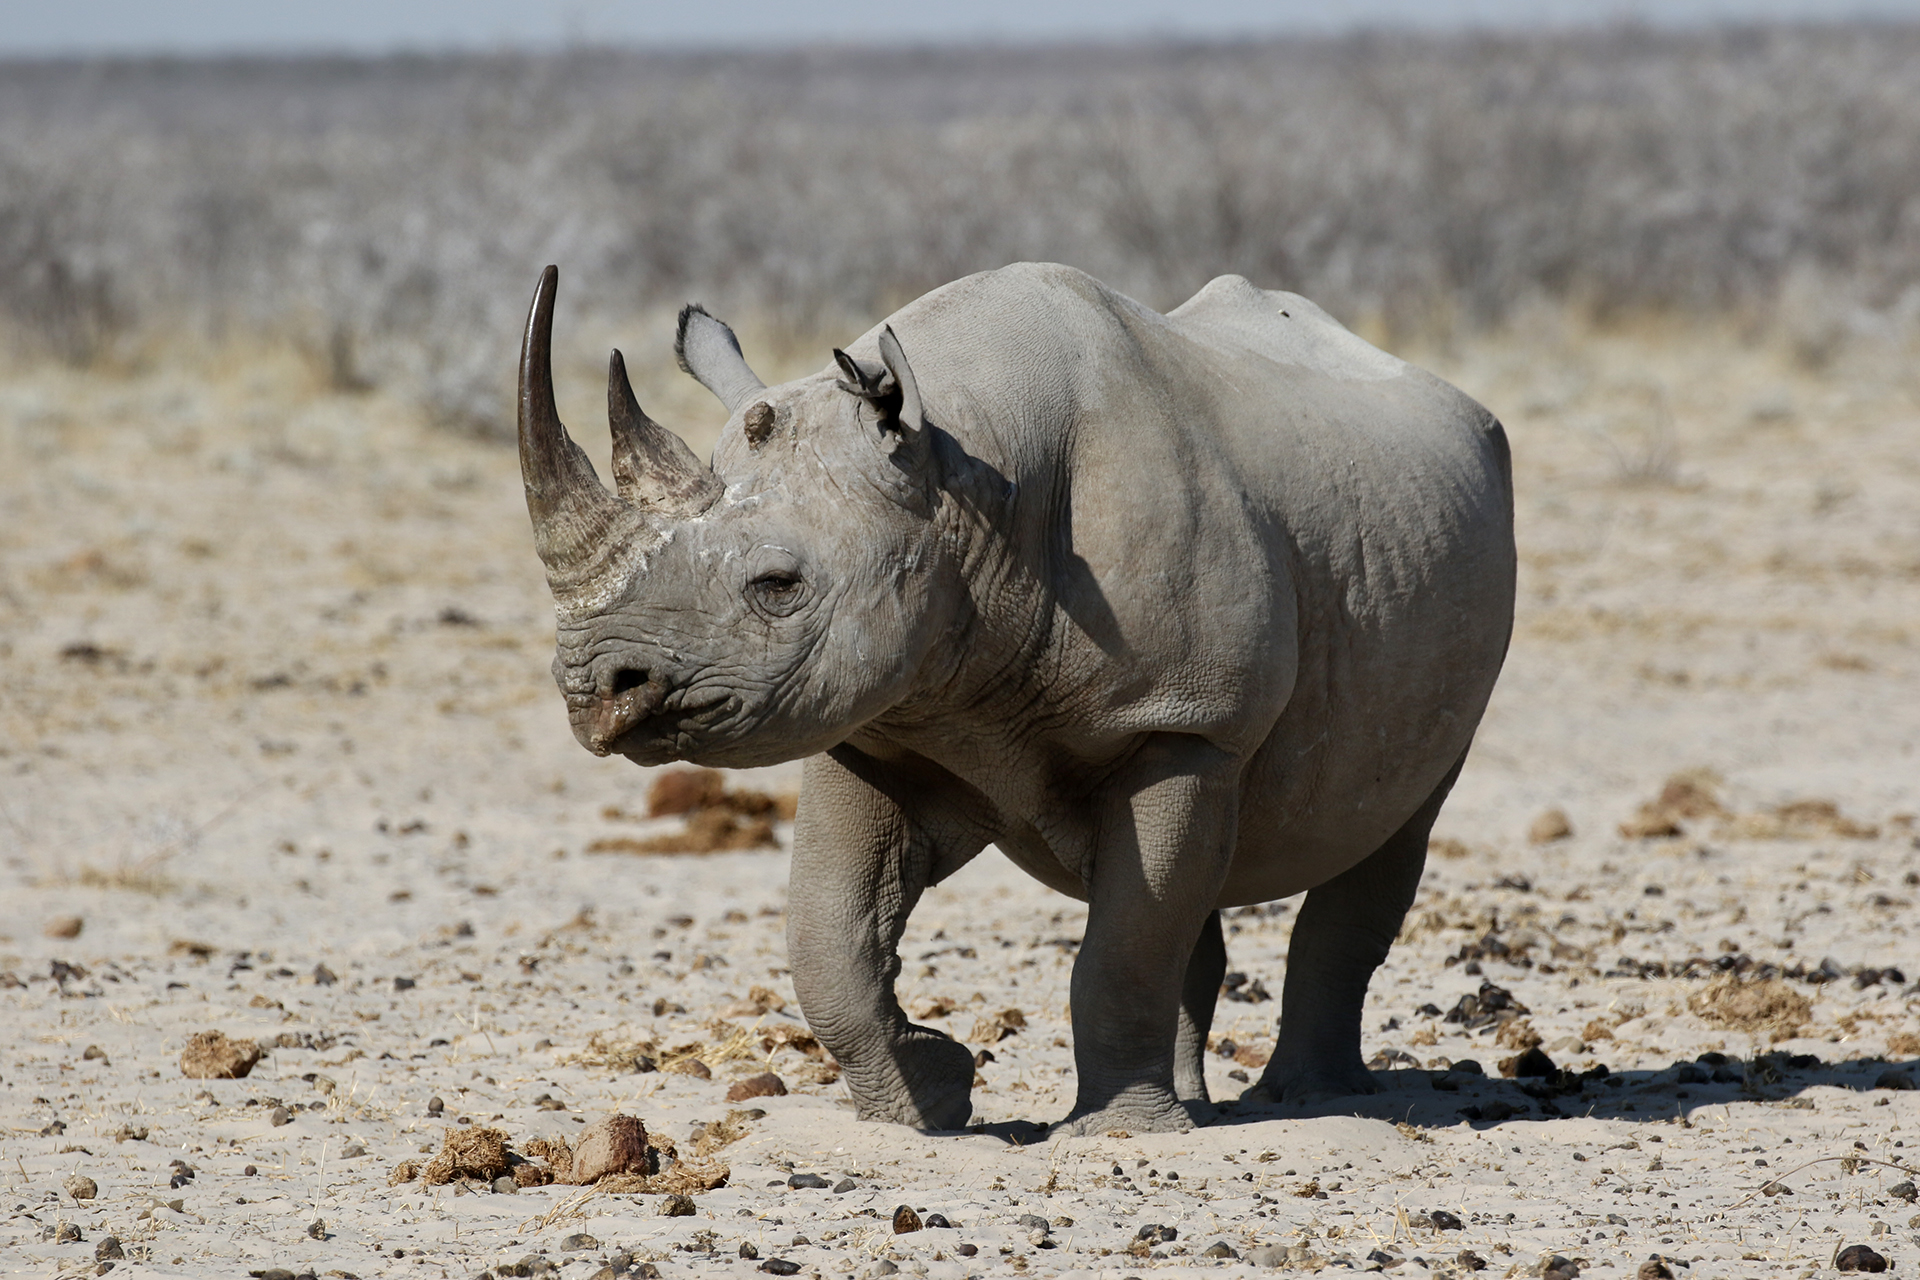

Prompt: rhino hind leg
xmin=1173 ymin=910 xmax=1226 ymax=1105
xmin=1243 ymin=753 xmax=1467 ymax=1107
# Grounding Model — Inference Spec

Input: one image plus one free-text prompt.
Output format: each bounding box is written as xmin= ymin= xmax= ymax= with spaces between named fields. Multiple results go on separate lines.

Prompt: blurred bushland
xmin=3 ymin=24 xmax=1918 ymax=435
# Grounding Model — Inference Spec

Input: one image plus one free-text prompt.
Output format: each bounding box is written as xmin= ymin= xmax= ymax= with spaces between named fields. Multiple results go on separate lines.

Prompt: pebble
xmin=832 ymin=1177 xmax=857 ymax=1193
xmin=1458 ymin=1250 xmax=1489 ymax=1271
xmin=1430 ymin=1209 xmax=1464 ymax=1230
xmin=1637 ymin=1259 xmax=1674 ymax=1280
xmin=243 ymin=1164 xmax=258 ymax=1176
xmin=45 ymin=915 xmax=84 ymax=939
xmin=306 ymin=1219 xmax=327 ymax=1240
xmin=65 ymin=1174 xmax=98 ymax=1200
xmin=658 ymin=1193 xmax=697 ymax=1216
xmin=726 ymin=1072 xmax=788 ymax=1101
xmin=268 ymin=1106 xmax=292 ymax=1126
xmin=1888 ymin=1180 xmax=1917 ymax=1202
xmin=954 ymin=1244 xmax=978 ymax=1258
xmin=560 ymin=1233 xmax=599 ymax=1251
xmin=56 ymin=1222 xmax=83 ymax=1243
xmin=924 ymin=1213 xmax=952 ymax=1229
xmin=491 ymin=1175 xmax=519 ymax=1194
xmin=1244 ymin=1243 xmax=1290 ymax=1267
xmin=341 ymin=1142 xmax=367 ymax=1158
xmin=312 ymin=964 xmax=337 ymax=986
xmin=1204 ymin=1241 xmax=1240 ymax=1259
xmin=426 ymin=1096 xmax=445 ymax=1115
xmin=739 ymin=1243 xmax=760 ymax=1260
xmin=788 ymin=1172 xmax=831 ymax=1189
xmin=864 ymin=1262 xmax=898 ymax=1278
xmin=1836 ymin=1244 xmax=1890 ymax=1273
xmin=95 ymin=1238 xmax=124 ymax=1260
xmin=760 ymin=1261 xmax=801 ymax=1276
xmin=1529 ymin=808 xmax=1574 ymax=843
xmin=893 ymin=1205 xmax=924 ymax=1233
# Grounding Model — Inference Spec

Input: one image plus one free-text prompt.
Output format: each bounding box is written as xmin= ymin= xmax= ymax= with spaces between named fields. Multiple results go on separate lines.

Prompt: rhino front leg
xmin=1245 ymin=753 xmax=1465 ymax=1105
xmin=786 ymin=747 xmax=984 ymax=1130
xmin=1173 ymin=910 xmax=1226 ymax=1105
xmin=1055 ymin=735 xmax=1240 ymax=1137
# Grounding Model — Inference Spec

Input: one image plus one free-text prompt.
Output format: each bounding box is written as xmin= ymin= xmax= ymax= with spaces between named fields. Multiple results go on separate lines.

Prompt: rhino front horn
xmin=517 ymin=266 xmax=654 ymax=603
xmin=608 ymin=348 xmax=723 ymax=516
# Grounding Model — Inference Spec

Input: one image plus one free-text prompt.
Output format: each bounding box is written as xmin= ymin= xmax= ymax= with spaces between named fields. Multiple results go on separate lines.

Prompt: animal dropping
xmin=512 ymin=263 xmax=1515 ymax=1134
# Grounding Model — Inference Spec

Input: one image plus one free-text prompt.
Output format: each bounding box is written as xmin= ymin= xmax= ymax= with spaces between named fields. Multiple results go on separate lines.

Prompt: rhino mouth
xmin=580 ymin=686 xmax=733 ymax=759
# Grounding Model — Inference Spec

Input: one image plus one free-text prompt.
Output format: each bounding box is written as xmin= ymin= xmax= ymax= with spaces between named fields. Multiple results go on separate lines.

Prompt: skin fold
xmin=516 ymin=262 xmax=1516 ymax=1135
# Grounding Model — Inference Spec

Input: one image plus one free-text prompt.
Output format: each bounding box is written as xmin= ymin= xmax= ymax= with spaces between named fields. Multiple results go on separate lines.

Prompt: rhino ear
xmin=675 ymin=304 xmax=766 ymax=414
xmin=876 ymin=326 xmax=924 ymax=435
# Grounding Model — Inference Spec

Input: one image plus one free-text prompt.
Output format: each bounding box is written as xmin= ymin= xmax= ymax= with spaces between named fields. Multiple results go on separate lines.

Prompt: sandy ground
xmin=2 ymin=315 xmax=1919 ymax=1280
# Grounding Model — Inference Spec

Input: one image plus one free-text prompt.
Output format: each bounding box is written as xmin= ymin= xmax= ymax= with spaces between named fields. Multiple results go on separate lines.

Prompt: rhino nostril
xmin=610 ymin=668 xmax=650 ymax=697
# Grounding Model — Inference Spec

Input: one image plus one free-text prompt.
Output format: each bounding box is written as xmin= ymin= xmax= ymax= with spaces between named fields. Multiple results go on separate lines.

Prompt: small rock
xmin=1204 ymin=1242 xmax=1240 ymax=1259
xmin=427 ymin=1096 xmax=445 ymax=1115
xmin=491 ymin=1175 xmax=519 ymax=1194
xmin=95 ymin=1237 xmax=124 ymax=1260
xmin=1458 ymin=1251 xmax=1488 ymax=1271
xmin=65 ymin=1174 xmax=98 ymax=1200
xmin=863 ymin=1262 xmax=898 ymax=1278
xmin=311 ymin=964 xmax=337 ymax=986
xmin=1136 ymin=1223 xmax=1177 ymax=1244
xmin=1500 ymin=1047 xmax=1556 ymax=1078
xmin=243 ymin=1164 xmax=258 ymax=1176
xmin=81 ymin=1044 xmax=108 ymax=1062
xmin=1529 ymin=809 xmax=1573 ymax=844
xmin=659 ymin=1193 xmax=696 ymax=1216
xmin=257 ymin=1270 xmax=296 ymax=1280
xmin=788 ymin=1173 xmax=831 ymax=1189
xmin=760 ymin=1260 xmax=802 ymax=1276
xmin=1888 ymin=1180 xmax=1918 ymax=1203
xmin=1547 ymin=1036 xmax=1587 ymax=1056
xmin=1430 ymin=1209 xmax=1463 ymax=1231
xmin=560 ymin=1233 xmax=599 ymax=1251
xmin=1761 ymin=1180 xmax=1791 ymax=1196
xmin=739 ymin=1242 xmax=760 ymax=1260
xmin=727 ymin=1072 xmax=788 ymax=1102
xmin=1607 ymin=1214 xmax=1629 ymax=1226
xmin=393 ymin=976 xmax=416 ymax=991
xmin=1538 ymin=1256 xmax=1578 ymax=1280
xmin=1368 ymin=1249 xmax=1402 ymax=1268
xmin=341 ymin=1142 xmax=367 ymax=1158
xmin=1017 ymin=1214 xmax=1052 ymax=1232
xmin=924 ymin=1213 xmax=951 ymax=1229
xmin=1637 ymin=1260 xmax=1674 ymax=1280
xmin=1836 ymin=1244 xmax=1890 ymax=1273
xmin=56 ymin=1222 xmax=83 ymax=1243
xmin=832 ymin=1177 xmax=857 ymax=1194
xmin=1875 ymin=1070 xmax=1916 ymax=1091
xmin=45 ymin=915 xmax=83 ymax=939
xmin=180 ymin=1030 xmax=263 ymax=1079
xmin=955 ymin=1243 xmax=978 ymax=1258
xmin=569 ymin=1114 xmax=649 ymax=1184
xmin=667 ymin=1057 xmax=712 ymax=1078
xmin=306 ymin=1219 xmax=327 ymax=1240
xmin=268 ymin=1106 xmax=292 ymax=1126
xmin=1245 ymin=1244 xmax=1290 ymax=1268
xmin=893 ymin=1204 xmax=923 ymax=1233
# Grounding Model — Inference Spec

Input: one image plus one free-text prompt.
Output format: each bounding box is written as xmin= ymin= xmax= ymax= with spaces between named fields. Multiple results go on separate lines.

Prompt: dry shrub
xmin=1582 ymin=1018 xmax=1618 ymax=1043
xmin=1621 ymin=770 xmax=1726 ymax=838
xmin=1429 ymin=837 xmax=1472 ymax=860
xmin=179 ymin=1030 xmax=262 ymax=1079
xmin=1495 ymin=1018 xmax=1544 ymax=1051
xmin=1687 ymin=974 xmax=1814 ymax=1042
xmin=1529 ymin=809 xmax=1574 ymax=844
xmin=693 ymin=1109 xmax=760 ymax=1158
xmin=1723 ymin=799 xmax=1879 ymax=841
xmin=968 ymin=1007 xmax=1027 ymax=1044
xmin=421 ymin=1126 xmax=511 ymax=1185
xmin=1888 ymin=1032 xmax=1920 ymax=1058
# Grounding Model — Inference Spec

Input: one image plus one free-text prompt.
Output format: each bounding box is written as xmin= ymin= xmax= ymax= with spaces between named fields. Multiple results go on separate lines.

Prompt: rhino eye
xmin=749 ymin=570 xmax=807 ymax=618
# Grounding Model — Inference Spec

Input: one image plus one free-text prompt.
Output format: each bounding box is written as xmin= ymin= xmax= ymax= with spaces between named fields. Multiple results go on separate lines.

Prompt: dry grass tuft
xmin=1621 ymin=770 xmax=1727 ymax=838
xmin=1687 ymin=974 xmax=1814 ymax=1042
xmin=1722 ymin=799 xmax=1879 ymax=841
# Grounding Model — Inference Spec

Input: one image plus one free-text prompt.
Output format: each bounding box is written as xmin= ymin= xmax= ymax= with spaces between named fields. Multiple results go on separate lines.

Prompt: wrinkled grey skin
xmin=516 ymin=262 xmax=1515 ymax=1136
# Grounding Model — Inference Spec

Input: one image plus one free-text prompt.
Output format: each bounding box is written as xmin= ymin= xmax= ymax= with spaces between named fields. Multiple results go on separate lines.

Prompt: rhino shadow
xmin=1210 ymin=1052 xmax=1920 ymax=1130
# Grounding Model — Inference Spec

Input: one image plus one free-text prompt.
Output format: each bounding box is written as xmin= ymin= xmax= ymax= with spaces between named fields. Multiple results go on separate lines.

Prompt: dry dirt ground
xmin=2 ymin=315 xmax=1918 ymax=1280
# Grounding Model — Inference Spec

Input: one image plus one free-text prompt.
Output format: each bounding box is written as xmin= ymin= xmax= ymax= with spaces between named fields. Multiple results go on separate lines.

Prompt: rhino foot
xmin=1240 ymin=1060 xmax=1380 ymax=1107
xmin=845 ymin=1032 xmax=975 ymax=1131
xmin=1050 ymin=1096 xmax=1197 ymax=1138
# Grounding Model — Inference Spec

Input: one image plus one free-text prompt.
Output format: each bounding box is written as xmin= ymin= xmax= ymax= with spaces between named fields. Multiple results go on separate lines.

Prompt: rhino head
xmin=517 ymin=266 xmax=962 ymax=768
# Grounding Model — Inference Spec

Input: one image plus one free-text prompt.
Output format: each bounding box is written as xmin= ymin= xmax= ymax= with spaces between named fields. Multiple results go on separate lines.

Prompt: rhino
xmin=515 ymin=261 xmax=1515 ymax=1136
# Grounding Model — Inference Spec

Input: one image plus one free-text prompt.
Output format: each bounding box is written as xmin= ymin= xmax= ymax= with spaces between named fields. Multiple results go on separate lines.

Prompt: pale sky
xmin=5 ymin=0 xmax=1918 ymax=56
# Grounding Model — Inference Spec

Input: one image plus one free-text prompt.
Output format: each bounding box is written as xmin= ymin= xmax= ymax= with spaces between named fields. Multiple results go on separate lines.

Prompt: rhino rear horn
xmin=608 ymin=348 xmax=723 ymax=515
xmin=675 ymin=303 xmax=766 ymax=414
xmin=518 ymin=266 xmax=654 ymax=599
